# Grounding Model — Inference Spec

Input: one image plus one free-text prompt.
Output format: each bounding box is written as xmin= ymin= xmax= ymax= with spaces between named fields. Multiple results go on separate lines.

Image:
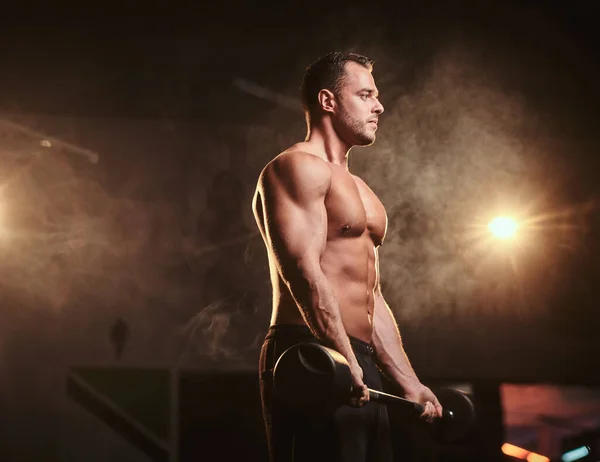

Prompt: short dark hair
xmin=300 ymin=51 xmax=374 ymax=117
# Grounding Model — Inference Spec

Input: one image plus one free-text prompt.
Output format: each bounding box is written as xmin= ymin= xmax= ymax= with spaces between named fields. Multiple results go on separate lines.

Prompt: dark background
xmin=0 ymin=1 xmax=599 ymax=460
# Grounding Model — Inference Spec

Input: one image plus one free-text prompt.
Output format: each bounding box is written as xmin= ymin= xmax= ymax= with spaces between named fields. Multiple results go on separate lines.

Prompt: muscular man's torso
xmin=254 ymin=151 xmax=387 ymax=344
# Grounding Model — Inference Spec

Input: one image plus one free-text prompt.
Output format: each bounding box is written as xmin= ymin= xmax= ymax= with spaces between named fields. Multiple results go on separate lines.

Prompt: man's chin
xmin=356 ymin=135 xmax=376 ymax=147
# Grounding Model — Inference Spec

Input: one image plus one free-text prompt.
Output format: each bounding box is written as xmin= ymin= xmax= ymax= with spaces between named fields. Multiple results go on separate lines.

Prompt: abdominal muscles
xmin=272 ymin=234 xmax=376 ymax=344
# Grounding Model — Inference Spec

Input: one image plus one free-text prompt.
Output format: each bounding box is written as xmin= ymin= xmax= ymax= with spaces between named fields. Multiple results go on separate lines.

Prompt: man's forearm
xmin=286 ymin=266 xmax=360 ymax=372
xmin=371 ymin=293 xmax=420 ymax=390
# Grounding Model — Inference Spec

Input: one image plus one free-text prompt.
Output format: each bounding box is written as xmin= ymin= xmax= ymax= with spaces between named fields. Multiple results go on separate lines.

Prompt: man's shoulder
xmin=261 ymin=150 xmax=331 ymax=184
xmin=273 ymin=149 xmax=329 ymax=169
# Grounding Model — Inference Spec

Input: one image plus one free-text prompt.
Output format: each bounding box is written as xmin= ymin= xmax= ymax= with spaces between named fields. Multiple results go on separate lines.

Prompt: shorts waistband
xmin=266 ymin=324 xmax=375 ymax=356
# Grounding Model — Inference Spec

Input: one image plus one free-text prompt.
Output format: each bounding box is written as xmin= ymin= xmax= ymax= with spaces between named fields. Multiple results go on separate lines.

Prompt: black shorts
xmin=259 ymin=324 xmax=393 ymax=462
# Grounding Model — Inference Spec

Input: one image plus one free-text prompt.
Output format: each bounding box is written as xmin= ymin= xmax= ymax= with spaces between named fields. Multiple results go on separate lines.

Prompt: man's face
xmin=334 ymin=61 xmax=385 ymax=147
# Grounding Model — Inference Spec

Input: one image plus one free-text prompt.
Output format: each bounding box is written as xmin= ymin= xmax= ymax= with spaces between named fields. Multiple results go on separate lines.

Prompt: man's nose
xmin=374 ymin=100 xmax=384 ymax=115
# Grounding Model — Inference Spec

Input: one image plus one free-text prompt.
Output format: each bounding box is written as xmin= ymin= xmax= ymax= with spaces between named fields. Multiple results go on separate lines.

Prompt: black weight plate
xmin=432 ymin=388 xmax=476 ymax=443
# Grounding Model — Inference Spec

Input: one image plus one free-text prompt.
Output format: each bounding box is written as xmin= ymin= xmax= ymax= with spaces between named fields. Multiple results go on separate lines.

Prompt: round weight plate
xmin=273 ymin=343 xmax=344 ymax=415
xmin=432 ymin=388 xmax=476 ymax=443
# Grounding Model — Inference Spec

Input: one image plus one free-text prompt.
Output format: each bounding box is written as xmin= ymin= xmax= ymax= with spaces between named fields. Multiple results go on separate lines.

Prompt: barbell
xmin=272 ymin=343 xmax=476 ymax=443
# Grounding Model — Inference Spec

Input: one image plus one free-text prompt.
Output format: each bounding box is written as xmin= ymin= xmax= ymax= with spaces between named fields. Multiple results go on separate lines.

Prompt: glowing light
xmin=501 ymin=443 xmax=549 ymax=462
xmin=502 ymin=443 xmax=529 ymax=459
xmin=561 ymin=445 xmax=590 ymax=462
xmin=527 ymin=453 xmax=549 ymax=462
xmin=488 ymin=216 xmax=518 ymax=239
xmin=40 ymin=139 xmax=52 ymax=148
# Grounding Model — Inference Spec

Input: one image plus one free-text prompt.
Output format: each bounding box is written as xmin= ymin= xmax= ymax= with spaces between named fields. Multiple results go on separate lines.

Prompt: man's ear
xmin=317 ymin=89 xmax=336 ymax=114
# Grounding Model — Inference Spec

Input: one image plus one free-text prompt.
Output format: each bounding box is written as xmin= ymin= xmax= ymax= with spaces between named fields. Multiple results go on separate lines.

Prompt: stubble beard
xmin=339 ymin=105 xmax=376 ymax=147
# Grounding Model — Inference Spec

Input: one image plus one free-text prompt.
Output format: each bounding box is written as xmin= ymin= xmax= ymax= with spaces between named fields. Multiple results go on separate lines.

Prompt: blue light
xmin=561 ymin=445 xmax=590 ymax=462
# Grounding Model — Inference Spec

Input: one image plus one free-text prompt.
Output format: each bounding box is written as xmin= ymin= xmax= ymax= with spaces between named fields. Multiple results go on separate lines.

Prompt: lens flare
xmin=488 ymin=216 xmax=518 ymax=239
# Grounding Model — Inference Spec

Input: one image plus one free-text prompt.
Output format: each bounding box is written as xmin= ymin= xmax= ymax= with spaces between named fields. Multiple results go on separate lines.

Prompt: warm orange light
xmin=489 ymin=216 xmax=518 ymax=239
xmin=501 ymin=443 xmax=549 ymax=462
xmin=502 ymin=443 xmax=529 ymax=459
xmin=527 ymin=453 xmax=549 ymax=462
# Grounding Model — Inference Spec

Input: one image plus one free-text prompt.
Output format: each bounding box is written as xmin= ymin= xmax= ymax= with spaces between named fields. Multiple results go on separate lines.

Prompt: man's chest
xmin=324 ymin=170 xmax=387 ymax=246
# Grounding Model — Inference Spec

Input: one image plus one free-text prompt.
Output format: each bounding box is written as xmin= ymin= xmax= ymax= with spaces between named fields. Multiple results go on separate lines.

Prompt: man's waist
xmin=266 ymin=324 xmax=375 ymax=356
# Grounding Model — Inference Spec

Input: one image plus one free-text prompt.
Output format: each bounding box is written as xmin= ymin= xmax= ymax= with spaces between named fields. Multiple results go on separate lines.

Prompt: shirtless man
xmin=252 ymin=52 xmax=442 ymax=462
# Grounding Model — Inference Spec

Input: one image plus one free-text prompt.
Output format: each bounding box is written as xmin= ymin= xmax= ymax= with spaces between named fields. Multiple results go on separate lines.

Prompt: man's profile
xmin=252 ymin=51 xmax=442 ymax=462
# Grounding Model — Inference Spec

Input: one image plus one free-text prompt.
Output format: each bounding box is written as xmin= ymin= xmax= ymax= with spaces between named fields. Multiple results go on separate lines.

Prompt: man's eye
xmin=360 ymin=95 xmax=368 ymax=100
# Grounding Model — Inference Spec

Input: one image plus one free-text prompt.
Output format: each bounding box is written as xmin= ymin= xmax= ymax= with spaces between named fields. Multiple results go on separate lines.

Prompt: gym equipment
xmin=272 ymin=343 xmax=476 ymax=443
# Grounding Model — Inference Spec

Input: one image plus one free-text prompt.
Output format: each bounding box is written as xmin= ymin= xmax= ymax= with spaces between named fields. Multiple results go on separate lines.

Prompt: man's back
xmin=252 ymin=149 xmax=387 ymax=343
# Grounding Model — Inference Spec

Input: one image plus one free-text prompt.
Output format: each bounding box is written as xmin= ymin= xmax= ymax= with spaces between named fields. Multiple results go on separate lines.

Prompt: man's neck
xmin=302 ymin=123 xmax=352 ymax=170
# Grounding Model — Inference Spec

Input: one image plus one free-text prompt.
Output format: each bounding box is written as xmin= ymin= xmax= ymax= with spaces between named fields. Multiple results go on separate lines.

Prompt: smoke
xmin=0 ymin=140 xmax=161 ymax=311
xmin=0 ymin=6 xmax=594 ymax=370
xmin=352 ymin=44 xmax=572 ymax=326
xmin=228 ymin=36 xmax=590 ymax=336
xmin=0 ymin=8 xmax=597 ymax=460
xmin=0 ymin=121 xmax=102 ymax=309
xmin=0 ymin=111 xmax=280 ymax=373
xmin=179 ymin=292 xmax=266 ymax=367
